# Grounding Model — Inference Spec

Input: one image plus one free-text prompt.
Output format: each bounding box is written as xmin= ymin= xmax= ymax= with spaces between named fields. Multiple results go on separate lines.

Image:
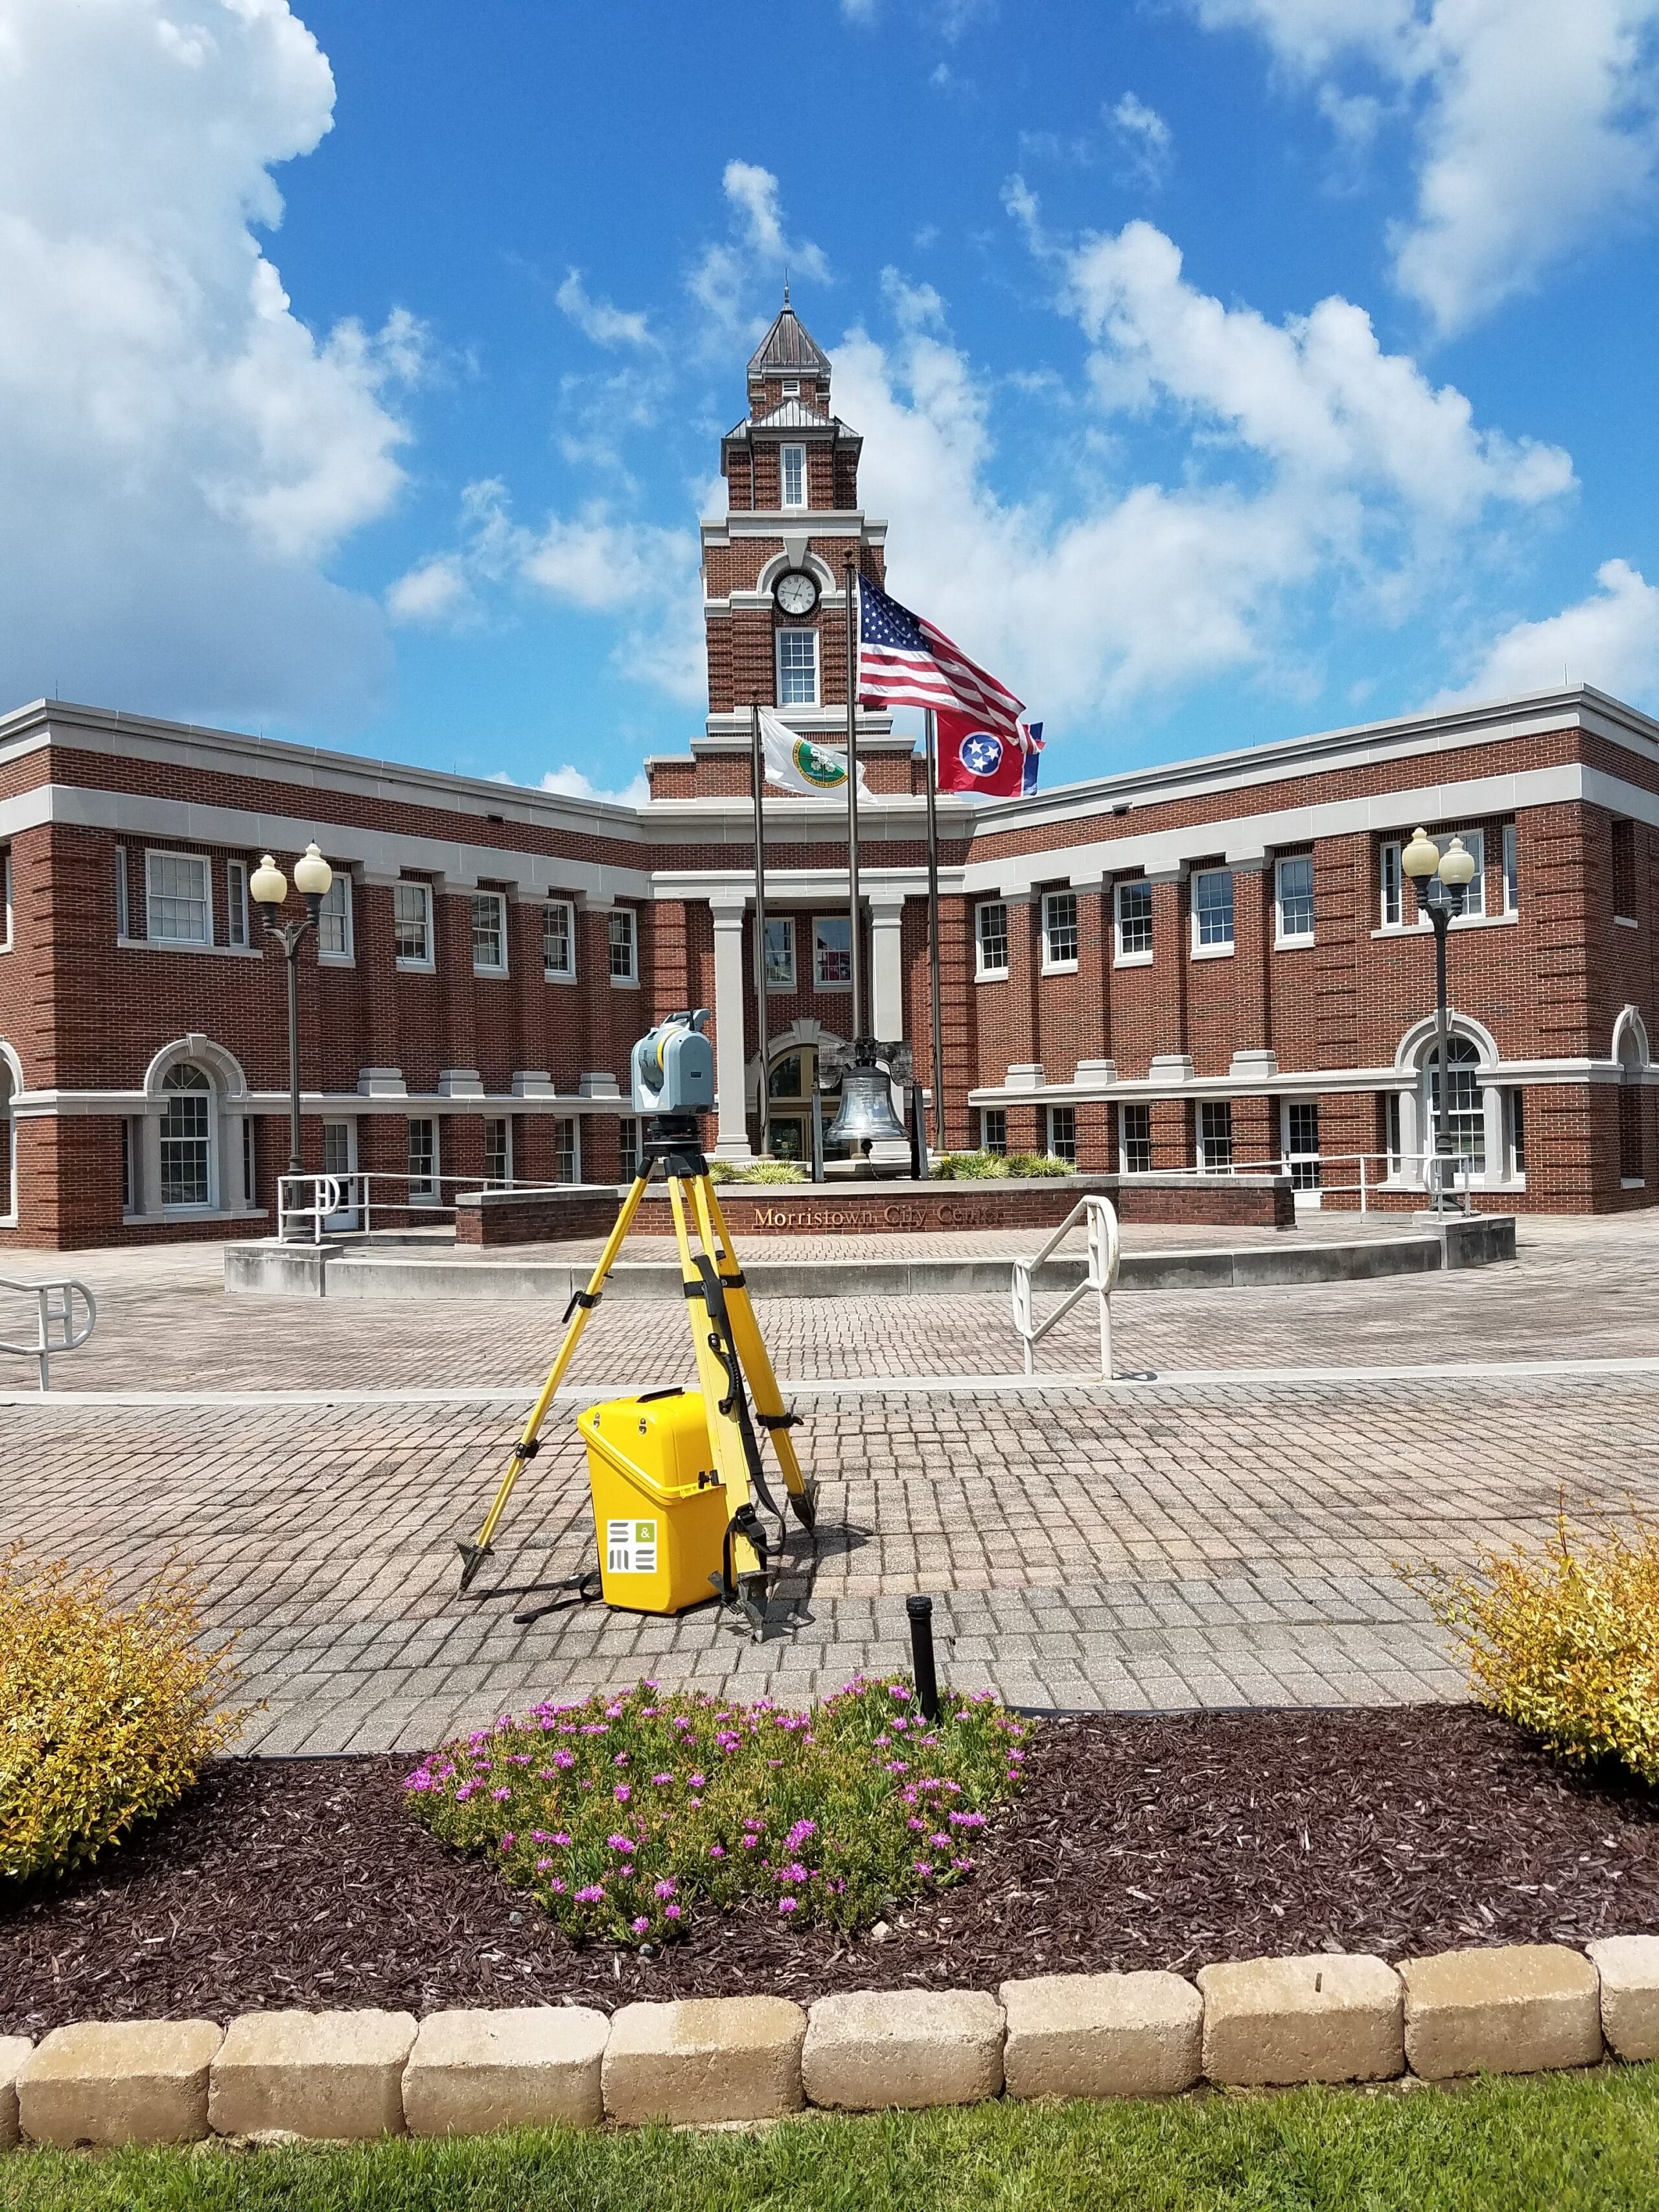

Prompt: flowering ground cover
xmin=402 ymin=1677 xmax=1026 ymax=1945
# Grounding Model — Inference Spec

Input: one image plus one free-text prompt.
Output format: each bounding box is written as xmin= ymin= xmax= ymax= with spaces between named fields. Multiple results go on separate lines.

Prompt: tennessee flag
xmin=936 ymin=708 xmax=1043 ymax=798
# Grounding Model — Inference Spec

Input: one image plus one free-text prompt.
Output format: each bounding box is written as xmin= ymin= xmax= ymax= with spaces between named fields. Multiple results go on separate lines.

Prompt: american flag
xmin=857 ymin=576 xmax=1025 ymax=739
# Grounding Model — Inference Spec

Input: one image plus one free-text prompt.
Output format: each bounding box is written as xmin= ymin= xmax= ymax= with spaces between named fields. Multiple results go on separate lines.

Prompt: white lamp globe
xmin=293 ymin=842 xmax=332 ymax=898
xmin=1437 ymin=835 xmax=1477 ymax=889
xmin=249 ymin=854 xmax=288 ymax=907
xmin=1401 ymin=827 xmax=1441 ymax=882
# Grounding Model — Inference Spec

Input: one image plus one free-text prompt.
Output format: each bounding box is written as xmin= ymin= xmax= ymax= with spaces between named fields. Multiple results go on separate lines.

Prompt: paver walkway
xmin=4 ymin=1212 xmax=1655 ymax=1749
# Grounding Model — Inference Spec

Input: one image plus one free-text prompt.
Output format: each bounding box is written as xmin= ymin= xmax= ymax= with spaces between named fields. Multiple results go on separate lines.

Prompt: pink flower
xmin=930 ymin=1832 xmax=949 ymax=1848
xmin=614 ymin=1752 xmax=629 ymax=1767
xmin=741 ymin=1834 xmax=760 ymax=1850
xmin=948 ymin=1811 xmax=986 ymax=1828
xmin=499 ymin=1834 xmax=515 ymax=1852
xmin=653 ymin=1773 xmax=673 ymax=1787
xmin=491 ymin=1787 xmax=512 ymax=1802
xmin=777 ymin=1898 xmax=799 ymax=1915
xmin=655 ymin=1878 xmax=677 ymax=1900
xmin=575 ymin=1885 xmax=605 ymax=1903
xmin=454 ymin=1783 xmax=476 ymax=1801
xmin=908 ymin=1818 xmax=925 ymax=1832
xmin=632 ymin=1916 xmax=650 ymax=1935
xmin=708 ymin=1845 xmax=725 ymax=1859
xmin=549 ymin=1878 xmax=568 ymax=1893
xmin=608 ymin=1834 xmax=636 ymax=1856
xmin=614 ymin=1785 xmax=632 ymax=1804
xmin=689 ymin=1774 xmax=706 ymax=1787
xmin=535 ymin=1857 xmax=553 ymax=1872
xmin=551 ymin=1831 xmax=572 ymax=1847
xmin=913 ymin=1860 xmax=934 ymax=1876
xmin=665 ymin=1903 xmax=682 ymax=1920
xmin=551 ymin=1750 xmax=575 ymax=1769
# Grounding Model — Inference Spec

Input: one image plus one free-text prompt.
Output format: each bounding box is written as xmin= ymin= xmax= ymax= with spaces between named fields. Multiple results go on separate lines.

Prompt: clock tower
xmin=699 ymin=290 xmax=893 ymax=752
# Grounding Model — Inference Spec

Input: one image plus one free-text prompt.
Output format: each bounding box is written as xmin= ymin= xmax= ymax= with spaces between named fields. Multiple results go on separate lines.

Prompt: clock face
xmin=774 ymin=568 xmax=819 ymax=617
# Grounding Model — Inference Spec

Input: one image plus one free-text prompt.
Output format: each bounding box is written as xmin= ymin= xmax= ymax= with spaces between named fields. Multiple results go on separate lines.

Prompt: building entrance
xmin=760 ymin=1045 xmax=848 ymax=1163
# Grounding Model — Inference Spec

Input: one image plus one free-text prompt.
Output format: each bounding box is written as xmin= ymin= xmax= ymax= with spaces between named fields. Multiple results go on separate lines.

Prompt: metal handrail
xmin=1010 ymin=1194 xmax=1120 ymax=1380
xmin=275 ymin=1169 xmax=576 ymax=1240
xmin=0 ymin=1275 xmax=97 ymax=1391
xmin=1113 ymin=1148 xmax=1478 ymax=1215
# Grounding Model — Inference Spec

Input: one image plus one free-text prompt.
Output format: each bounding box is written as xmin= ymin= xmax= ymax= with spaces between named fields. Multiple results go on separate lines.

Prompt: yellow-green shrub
xmin=1402 ymin=1509 xmax=1659 ymax=1782
xmin=0 ymin=1547 xmax=245 ymax=1883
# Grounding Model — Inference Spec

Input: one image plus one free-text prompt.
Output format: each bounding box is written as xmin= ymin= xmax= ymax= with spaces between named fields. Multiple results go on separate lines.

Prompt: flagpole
xmin=924 ymin=707 xmax=946 ymax=1154
xmin=843 ymin=555 xmax=863 ymax=1041
xmin=750 ymin=699 xmax=770 ymax=1161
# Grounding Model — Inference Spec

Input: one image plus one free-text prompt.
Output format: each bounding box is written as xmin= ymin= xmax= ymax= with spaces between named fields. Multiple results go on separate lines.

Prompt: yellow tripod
xmin=457 ymin=1114 xmax=817 ymax=1634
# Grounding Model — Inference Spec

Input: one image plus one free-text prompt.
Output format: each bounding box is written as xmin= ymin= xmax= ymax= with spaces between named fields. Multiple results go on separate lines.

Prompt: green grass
xmin=5 ymin=2069 xmax=1659 ymax=2212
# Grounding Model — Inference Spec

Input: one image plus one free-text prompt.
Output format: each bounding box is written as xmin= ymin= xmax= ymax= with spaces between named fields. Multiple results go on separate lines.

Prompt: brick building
xmin=1 ymin=298 xmax=1656 ymax=1245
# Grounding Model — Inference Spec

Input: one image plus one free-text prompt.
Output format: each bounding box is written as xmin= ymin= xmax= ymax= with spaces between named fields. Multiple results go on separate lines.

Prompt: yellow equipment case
xmin=577 ymin=1385 xmax=730 ymax=1614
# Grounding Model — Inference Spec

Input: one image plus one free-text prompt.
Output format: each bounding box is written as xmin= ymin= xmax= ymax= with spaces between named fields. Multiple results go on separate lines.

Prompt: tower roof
xmin=747 ymin=289 xmax=831 ymax=384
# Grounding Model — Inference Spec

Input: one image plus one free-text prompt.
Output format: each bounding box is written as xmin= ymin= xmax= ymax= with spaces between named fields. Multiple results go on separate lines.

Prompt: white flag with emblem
xmin=758 ymin=704 xmax=869 ymax=798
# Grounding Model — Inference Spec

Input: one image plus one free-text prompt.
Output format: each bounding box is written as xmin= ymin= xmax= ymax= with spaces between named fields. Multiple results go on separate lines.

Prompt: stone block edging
xmin=3 ymin=1935 xmax=1651 ymax=2147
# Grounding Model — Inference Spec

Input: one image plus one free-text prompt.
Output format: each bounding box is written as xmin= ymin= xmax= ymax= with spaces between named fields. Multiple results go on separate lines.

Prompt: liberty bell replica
xmin=825 ymin=1037 xmax=910 ymax=1148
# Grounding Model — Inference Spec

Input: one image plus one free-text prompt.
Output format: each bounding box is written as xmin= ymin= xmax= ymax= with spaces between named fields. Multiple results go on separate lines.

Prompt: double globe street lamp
xmin=250 ymin=843 xmax=333 ymax=1239
xmin=1400 ymin=825 xmax=1478 ymax=1218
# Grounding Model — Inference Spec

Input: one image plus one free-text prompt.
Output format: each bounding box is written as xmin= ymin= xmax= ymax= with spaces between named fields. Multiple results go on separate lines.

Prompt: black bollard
xmin=906 ymin=1592 xmax=941 ymax=1721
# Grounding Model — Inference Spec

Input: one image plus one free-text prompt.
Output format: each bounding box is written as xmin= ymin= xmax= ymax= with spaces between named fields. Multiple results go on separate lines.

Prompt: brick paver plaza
xmin=6 ymin=1212 xmax=1657 ymax=1753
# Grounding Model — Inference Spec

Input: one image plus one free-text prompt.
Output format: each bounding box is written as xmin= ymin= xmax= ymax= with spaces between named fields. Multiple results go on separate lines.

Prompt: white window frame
xmin=393 ymin=880 xmax=435 ymax=970
xmin=1502 ymin=824 xmax=1519 ymax=917
xmin=813 ymin=913 xmax=852 ymax=990
xmin=542 ymin=898 xmax=576 ymax=981
xmin=781 ymin=377 xmax=800 ymax=398
xmin=406 ymin=1115 xmax=440 ymax=1202
xmin=483 ymin=1114 xmax=513 ymax=1187
xmin=115 ymin=846 xmax=130 ymax=940
xmin=763 ymin=914 xmax=796 ymax=990
xmin=1381 ymin=829 xmax=1488 ymax=929
xmin=780 ymin=442 xmax=807 ymax=509
xmin=470 ymin=890 xmax=509 ymax=977
xmin=1119 ymin=1101 xmax=1153 ymax=1174
xmin=1114 ymin=879 xmax=1153 ymax=965
xmin=145 ymin=850 xmax=213 ymax=947
xmin=318 ymin=876 xmax=354 ymax=964
xmin=1045 ymin=1104 xmax=1077 ymax=1163
xmin=1191 ymin=868 xmax=1235 ymax=957
xmin=975 ymin=900 xmax=1009 ymax=980
xmin=1274 ymin=854 xmax=1315 ymax=946
xmin=980 ymin=1107 xmax=1007 ymax=1156
xmin=618 ymin=1115 xmax=642 ymax=1183
xmin=320 ymin=1117 xmax=357 ymax=1228
xmin=0 ymin=849 xmax=11 ymax=952
xmin=1281 ymin=1097 xmax=1321 ymax=1200
xmin=608 ymin=907 xmax=638 ymax=986
xmin=554 ymin=1116 xmax=581 ymax=1184
xmin=158 ymin=1062 xmax=216 ymax=1211
xmin=1041 ymin=890 xmax=1079 ymax=974
xmin=1196 ymin=1099 xmax=1234 ymax=1172
xmin=1380 ymin=841 xmax=1403 ymax=928
xmin=226 ymin=859 xmax=248 ymax=949
xmin=776 ymin=627 xmax=819 ymax=707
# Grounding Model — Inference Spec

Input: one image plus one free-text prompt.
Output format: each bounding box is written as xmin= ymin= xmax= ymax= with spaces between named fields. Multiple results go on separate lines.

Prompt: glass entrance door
xmin=758 ymin=1046 xmax=848 ymax=1162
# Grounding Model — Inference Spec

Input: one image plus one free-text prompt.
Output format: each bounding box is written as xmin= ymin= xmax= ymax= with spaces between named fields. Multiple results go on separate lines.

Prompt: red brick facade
xmin=1 ymin=303 xmax=1655 ymax=1244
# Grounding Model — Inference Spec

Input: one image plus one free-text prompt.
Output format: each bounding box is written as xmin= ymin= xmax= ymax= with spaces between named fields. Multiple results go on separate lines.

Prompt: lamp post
xmin=251 ymin=843 xmax=333 ymax=1239
xmin=1400 ymin=826 xmax=1478 ymax=1217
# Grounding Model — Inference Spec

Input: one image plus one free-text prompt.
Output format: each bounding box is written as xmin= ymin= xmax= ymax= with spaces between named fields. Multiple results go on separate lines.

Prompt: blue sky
xmin=5 ymin=0 xmax=1659 ymax=798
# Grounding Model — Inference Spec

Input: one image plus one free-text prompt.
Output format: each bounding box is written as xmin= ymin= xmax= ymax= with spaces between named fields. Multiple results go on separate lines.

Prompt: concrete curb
xmin=225 ymin=1215 xmax=1516 ymax=1303
xmin=5 ymin=1931 xmax=1649 ymax=2147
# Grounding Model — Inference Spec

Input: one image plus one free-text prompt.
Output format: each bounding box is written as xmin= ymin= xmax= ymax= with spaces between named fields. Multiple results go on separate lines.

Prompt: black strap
xmin=561 ymin=1287 xmax=601 ymax=1323
xmin=510 ymin=1437 xmax=541 ymax=1464
xmin=756 ymin=1410 xmax=798 ymax=1432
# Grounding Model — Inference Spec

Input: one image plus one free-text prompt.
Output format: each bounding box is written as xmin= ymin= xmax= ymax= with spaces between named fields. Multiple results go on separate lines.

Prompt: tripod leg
xmin=458 ymin=1172 xmax=651 ymax=1589
xmin=698 ymin=1180 xmax=817 ymax=1528
xmin=666 ymin=1176 xmax=769 ymax=1628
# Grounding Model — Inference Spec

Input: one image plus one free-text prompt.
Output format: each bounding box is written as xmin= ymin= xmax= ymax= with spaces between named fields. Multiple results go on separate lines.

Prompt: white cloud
xmin=833 ymin=220 xmax=1573 ymax=721
xmin=555 ymin=270 xmax=655 ymax=351
xmin=535 ymin=763 xmax=651 ymax=808
xmin=1191 ymin=0 xmax=1659 ymax=332
xmin=0 ymin=0 xmax=424 ymax=727
xmin=388 ymin=478 xmax=704 ymax=702
xmin=688 ymin=162 xmax=830 ymax=336
xmin=1435 ymin=560 xmax=1659 ymax=706
xmin=1109 ymin=92 xmax=1173 ymax=185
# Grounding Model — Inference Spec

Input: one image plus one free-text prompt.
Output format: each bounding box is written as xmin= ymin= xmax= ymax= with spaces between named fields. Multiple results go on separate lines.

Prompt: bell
xmin=826 ymin=1045 xmax=909 ymax=1148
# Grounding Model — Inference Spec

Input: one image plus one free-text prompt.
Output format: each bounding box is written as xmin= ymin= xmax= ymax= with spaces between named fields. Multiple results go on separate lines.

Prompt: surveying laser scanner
xmin=456 ymin=1010 xmax=817 ymax=1636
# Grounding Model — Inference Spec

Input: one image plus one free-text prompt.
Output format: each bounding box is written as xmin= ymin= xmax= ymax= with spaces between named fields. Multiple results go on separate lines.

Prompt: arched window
xmin=1616 ymin=1011 xmax=1648 ymax=1185
xmin=159 ymin=1062 xmax=213 ymax=1209
xmin=1426 ymin=1034 xmax=1485 ymax=1177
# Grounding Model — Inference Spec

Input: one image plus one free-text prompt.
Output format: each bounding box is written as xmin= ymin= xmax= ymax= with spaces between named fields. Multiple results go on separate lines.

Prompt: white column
xmin=709 ymin=893 xmax=754 ymax=1161
xmin=867 ymin=891 xmax=911 ymax=1166
xmin=1481 ymin=1080 xmax=1507 ymax=1187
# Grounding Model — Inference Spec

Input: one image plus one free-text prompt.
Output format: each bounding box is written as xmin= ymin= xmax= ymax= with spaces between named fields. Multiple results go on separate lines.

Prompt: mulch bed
xmin=5 ymin=1706 xmax=1658 ymax=2034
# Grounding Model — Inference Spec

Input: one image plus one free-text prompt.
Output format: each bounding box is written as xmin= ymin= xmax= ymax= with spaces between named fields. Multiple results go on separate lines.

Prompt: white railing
xmin=1115 ymin=1148 xmax=1476 ymax=1215
xmin=275 ymin=1170 xmax=575 ymax=1240
xmin=0 ymin=1275 xmax=97 ymax=1391
xmin=1011 ymin=1194 xmax=1121 ymax=1380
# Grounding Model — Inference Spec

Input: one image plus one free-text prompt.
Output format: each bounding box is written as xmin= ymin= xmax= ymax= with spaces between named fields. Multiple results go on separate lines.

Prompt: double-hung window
xmin=318 ymin=876 xmax=353 ymax=962
xmin=813 ymin=914 xmax=852 ymax=988
xmin=483 ymin=1116 xmax=511 ymax=1185
xmin=1383 ymin=831 xmax=1486 ymax=925
xmin=618 ymin=1116 xmax=642 ymax=1182
xmin=1503 ymin=824 xmax=1519 ymax=916
xmin=1275 ymin=854 xmax=1314 ymax=945
xmin=777 ymin=628 xmax=818 ymax=706
xmin=981 ymin=1108 xmax=1007 ymax=1156
xmin=1380 ymin=841 xmax=1403 ymax=927
xmin=146 ymin=852 xmax=211 ymax=945
xmin=1115 ymin=879 xmax=1153 ymax=962
xmin=781 ymin=443 xmax=807 ymax=509
xmin=406 ymin=1117 xmax=439 ymax=1200
xmin=1192 ymin=868 xmax=1235 ymax=953
xmin=1041 ymin=890 xmax=1079 ymax=971
xmin=1283 ymin=1100 xmax=1321 ymax=1191
xmin=226 ymin=859 xmax=248 ymax=949
xmin=554 ymin=1117 xmax=580 ymax=1183
xmin=763 ymin=915 xmax=796 ymax=989
xmin=1197 ymin=1099 xmax=1233 ymax=1171
xmin=542 ymin=898 xmax=575 ymax=979
xmin=159 ymin=1064 xmax=213 ymax=1208
xmin=1046 ymin=1105 xmax=1077 ymax=1163
xmin=0 ymin=848 xmax=11 ymax=951
xmin=608 ymin=907 xmax=637 ymax=983
xmin=394 ymin=881 xmax=434 ymax=968
xmin=471 ymin=891 xmax=508 ymax=975
xmin=976 ymin=900 xmax=1009 ymax=979
xmin=1120 ymin=1102 xmax=1152 ymax=1175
